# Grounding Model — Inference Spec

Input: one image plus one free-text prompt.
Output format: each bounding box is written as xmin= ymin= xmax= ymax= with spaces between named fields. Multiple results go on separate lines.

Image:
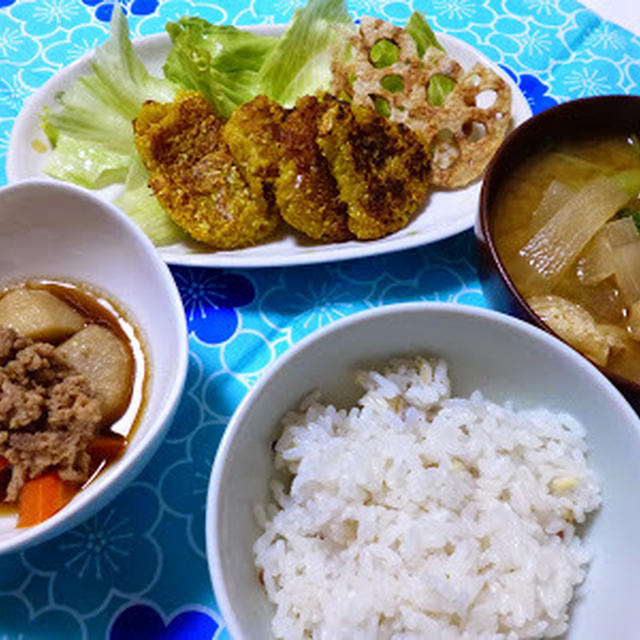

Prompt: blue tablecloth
xmin=0 ymin=1 xmax=639 ymax=638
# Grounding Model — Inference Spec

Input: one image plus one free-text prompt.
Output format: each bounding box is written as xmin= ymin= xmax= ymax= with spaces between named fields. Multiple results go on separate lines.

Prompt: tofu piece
xmin=56 ymin=324 xmax=133 ymax=423
xmin=0 ymin=289 xmax=84 ymax=342
xmin=529 ymin=294 xmax=625 ymax=367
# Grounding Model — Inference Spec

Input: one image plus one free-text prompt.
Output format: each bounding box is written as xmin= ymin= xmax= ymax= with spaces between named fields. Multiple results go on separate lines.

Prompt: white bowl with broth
xmin=207 ymin=303 xmax=640 ymax=640
xmin=0 ymin=179 xmax=188 ymax=554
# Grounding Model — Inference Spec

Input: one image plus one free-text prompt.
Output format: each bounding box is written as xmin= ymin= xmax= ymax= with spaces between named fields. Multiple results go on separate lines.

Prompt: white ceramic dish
xmin=7 ymin=26 xmax=532 ymax=268
xmin=206 ymin=303 xmax=640 ymax=640
xmin=0 ymin=179 xmax=188 ymax=555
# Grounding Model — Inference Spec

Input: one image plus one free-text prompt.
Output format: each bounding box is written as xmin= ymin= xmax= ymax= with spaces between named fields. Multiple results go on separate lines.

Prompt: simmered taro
xmin=0 ymin=280 xmax=146 ymax=527
xmin=492 ymin=135 xmax=640 ymax=383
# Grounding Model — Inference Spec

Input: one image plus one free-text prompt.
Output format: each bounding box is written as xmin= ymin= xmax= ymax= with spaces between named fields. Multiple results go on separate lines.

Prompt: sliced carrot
xmin=17 ymin=472 xmax=77 ymax=528
xmin=0 ymin=456 xmax=9 ymax=472
xmin=88 ymin=436 xmax=127 ymax=463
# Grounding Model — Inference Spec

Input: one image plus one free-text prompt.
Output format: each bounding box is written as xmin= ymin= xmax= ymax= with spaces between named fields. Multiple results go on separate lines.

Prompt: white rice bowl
xmin=207 ymin=303 xmax=640 ymax=640
xmin=254 ymin=357 xmax=601 ymax=640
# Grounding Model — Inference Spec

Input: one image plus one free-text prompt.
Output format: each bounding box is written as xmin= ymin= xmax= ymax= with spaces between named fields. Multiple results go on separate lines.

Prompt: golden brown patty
xmin=222 ymin=94 xmax=287 ymax=211
xmin=317 ymin=98 xmax=431 ymax=240
xmin=275 ymin=95 xmax=353 ymax=242
xmin=133 ymin=91 xmax=278 ymax=249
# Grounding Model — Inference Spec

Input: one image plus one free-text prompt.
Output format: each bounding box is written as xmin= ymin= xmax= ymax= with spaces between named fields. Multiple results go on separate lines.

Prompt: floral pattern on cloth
xmin=109 ymin=604 xmax=221 ymax=640
xmin=0 ymin=0 xmax=638 ymax=638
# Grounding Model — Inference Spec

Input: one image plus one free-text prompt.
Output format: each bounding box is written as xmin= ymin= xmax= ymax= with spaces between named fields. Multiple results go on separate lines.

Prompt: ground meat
xmin=0 ymin=326 xmax=103 ymax=502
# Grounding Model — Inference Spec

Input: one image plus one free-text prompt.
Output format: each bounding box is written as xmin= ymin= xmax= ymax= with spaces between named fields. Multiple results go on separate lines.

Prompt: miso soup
xmin=493 ymin=134 xmax=640 ymax=383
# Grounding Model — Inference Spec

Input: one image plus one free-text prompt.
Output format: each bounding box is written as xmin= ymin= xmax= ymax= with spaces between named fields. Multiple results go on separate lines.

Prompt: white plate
xmin=7 ymin=25 xmax=531 ymax=268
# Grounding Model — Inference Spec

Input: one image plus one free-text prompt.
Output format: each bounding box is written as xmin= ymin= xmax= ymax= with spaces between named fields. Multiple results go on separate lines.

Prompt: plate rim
xmin=6 ymin=24 xmax=532 ymax=269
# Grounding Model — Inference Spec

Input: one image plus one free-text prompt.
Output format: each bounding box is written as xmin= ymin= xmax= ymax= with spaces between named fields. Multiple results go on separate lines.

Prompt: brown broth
xmin=492 ymin=135 xmax=640 ymax=383
xmin=0 ymin=279 xmax=149 ymax=513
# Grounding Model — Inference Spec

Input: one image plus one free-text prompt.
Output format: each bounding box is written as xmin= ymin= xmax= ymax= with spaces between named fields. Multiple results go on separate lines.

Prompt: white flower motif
xmin=349 ymin=0 xmax=387 ymax=15
xmin=563 ymin=68 xmax=612 ymax=96
xmin=0 ymin=74 xmax=31 ymax=112
xmin=0 ymin=26 xmax=25 ymax=59
xmin=520 ymin=30 xmax=554 ymax=58
xmin=299 ymin=279 xmax=356 ymax=329
xmin=67 ymin=35 xmax=103 ymax=59
xmin=252 ymin=0 xmax=303 ymax=17
xmin=32 ymin=0 xmax=80 ymax=26
xmin=432 ymin=0 xmax=476 ymax=22
xmin=585 ymin=24 xmax=627 ymax=51
xmin=181 ymin=280 xmax=224 ymax=324
xmin=0 ymin=127 xmax=11 ymax=155
xmin=58 ymin=508 xmax=133 ymax=581
xmin=521 ymin=0 xmax=558 ymax=17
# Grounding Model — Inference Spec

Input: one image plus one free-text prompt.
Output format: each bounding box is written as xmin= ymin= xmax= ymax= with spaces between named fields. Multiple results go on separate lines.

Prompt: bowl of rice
xmin=206 ymin=303 xmax=640 ymax=640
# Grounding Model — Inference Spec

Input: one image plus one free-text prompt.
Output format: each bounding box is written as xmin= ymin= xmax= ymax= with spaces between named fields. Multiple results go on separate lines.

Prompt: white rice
xmin=254 ymin=357 xmax=601 ymax=640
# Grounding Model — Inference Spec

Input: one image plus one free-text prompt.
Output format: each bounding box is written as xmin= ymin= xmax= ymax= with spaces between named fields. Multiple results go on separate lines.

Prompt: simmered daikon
xmin=519 ymin=176 xmax=628 ymax=284
xmin=578 ymin=217 xmax=638 ymax=285
xmin=612 ymin=240 xmax=640 ymax=304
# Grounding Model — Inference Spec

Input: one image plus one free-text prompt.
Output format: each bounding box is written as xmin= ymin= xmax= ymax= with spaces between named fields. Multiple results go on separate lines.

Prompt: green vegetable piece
xmin=370 ymin=39 xmax=399 ymax=68
xmin=163 ymin=18 xmax=278 ymax=118
xmin=611 ymin=168 xmax=640 ymax=197
xmin=428 ymin=74 xmax=456 ymax=106
xmin=42 ymin=6 xmax=176 ymax=188
xmin=380 ymin=74 xmax=404 ymax=93
xmin=44 ymin=134 xmax=130 ymax=189
xmin=616 ymin=208 xmax=640 ymax=235
xmin=40 ymin=108 xmax=58 ymax=146
xmin=405 ymin=11 xmax=444 ymax=57
xmin=374 ymin=96 xmax=391 ymax=118
xmin=115 ymin=159 xmax=189 ymax=247
xmin=258 ymin=0 xmax=354 ymax=107
xmin=44 ymin=7 xmax=176 ymax=154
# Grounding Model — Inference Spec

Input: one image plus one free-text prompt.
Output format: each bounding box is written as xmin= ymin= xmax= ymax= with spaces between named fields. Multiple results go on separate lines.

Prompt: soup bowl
xmin=477 ymin=95 xmax=640 ymax=410
xmin=207 ymin=302 xmax=640 ymax=640
xmin=0 ymin=179 xmax=188 ymax=554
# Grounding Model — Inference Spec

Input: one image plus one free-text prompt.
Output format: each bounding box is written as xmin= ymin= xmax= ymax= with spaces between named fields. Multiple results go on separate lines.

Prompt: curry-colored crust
xmin=222 ymin=94 xmax=288 ymax=210
xmin=133 ymin=91 xmax=279 ymax=249
xmin=134 ymin=90 xmax=433 ymax=247
xmin=317 ymin=98 xmax=431 ymax=240
xmin=275 ymin=95 xmax=353 ymax=242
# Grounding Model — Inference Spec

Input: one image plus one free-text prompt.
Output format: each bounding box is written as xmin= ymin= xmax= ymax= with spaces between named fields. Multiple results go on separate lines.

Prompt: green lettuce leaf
xmin=44 ymin=134 xmax=131 ymax=188
xmin=163 ymin=18 xmax=278 ymax=118
xmin=258 ymin=0 xmax=354 ymax=106
xmin=43 ymin=6 xmax=176 ymax=182
xmin=115 ymin=159 xmax=188 ymax=247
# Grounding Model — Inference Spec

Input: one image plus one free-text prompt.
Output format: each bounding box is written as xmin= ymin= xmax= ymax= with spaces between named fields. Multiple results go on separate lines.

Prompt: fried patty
xmin=133 ymin=91 xmax=279 ymax=249
xmin=222 ymin=94 xmax=287 ymax=212
xmin=317 ymin=99 xmax=431 ymax=240
xmin=134 ymin=90 xmax=431 ymax=247
xmin=275 ymin=95 xmax=353 ymax=242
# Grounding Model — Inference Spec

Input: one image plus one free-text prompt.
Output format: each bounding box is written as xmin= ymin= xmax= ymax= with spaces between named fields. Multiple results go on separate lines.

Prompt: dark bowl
xmin=476 ymin=94 xmax=640 ymax=411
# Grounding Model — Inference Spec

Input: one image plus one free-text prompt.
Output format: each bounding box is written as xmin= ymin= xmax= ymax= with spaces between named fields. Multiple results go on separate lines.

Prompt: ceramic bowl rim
xmin=0 ymin=178 xmax=189 ymax=554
